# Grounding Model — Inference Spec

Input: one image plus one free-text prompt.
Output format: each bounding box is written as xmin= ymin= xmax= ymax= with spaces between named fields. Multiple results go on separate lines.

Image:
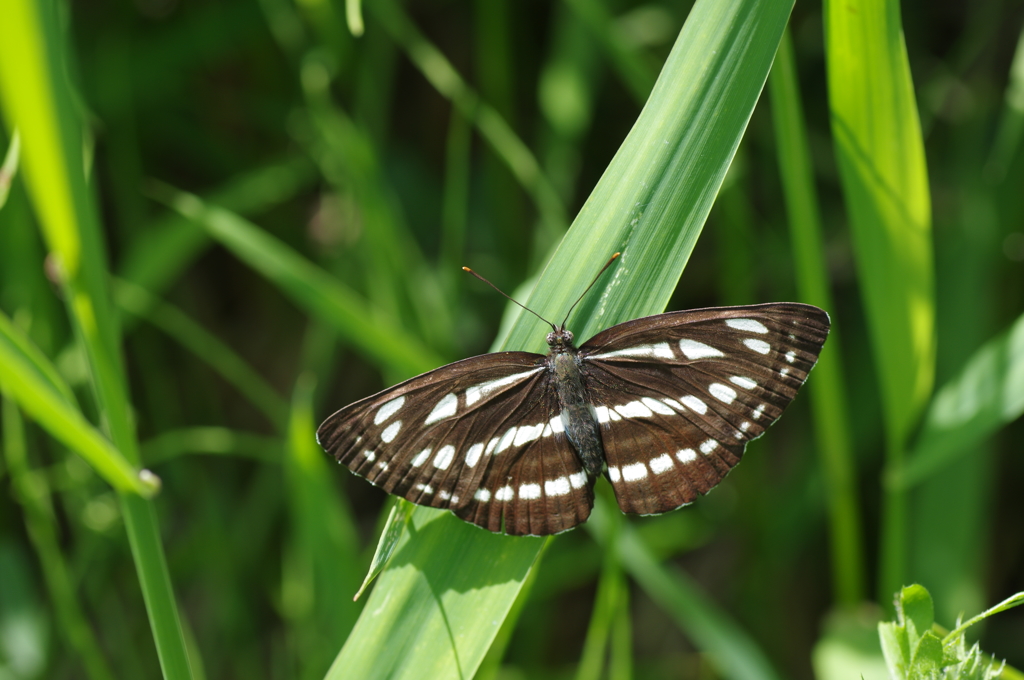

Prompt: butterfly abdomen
xmin=551 ymin=351 xmax=605 ymax=477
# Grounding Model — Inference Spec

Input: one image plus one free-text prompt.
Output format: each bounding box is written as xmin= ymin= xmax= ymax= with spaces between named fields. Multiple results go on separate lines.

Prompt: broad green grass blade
xmin=823 ymin=0 xmax=934 ymax=604
xmin=153 ymin=185 xmax=444 ymax=377
xmin=894 ymin=311 xmax=1024 ymax=489
xmin=328 ymin=1 xmax=792 ymax=678
xmin=0 ymin=1 xmax=196 ymax=676
xmin=588 ymin=498 xmax=781 ymax=680
xmin=768 ymin=30 xmax=865 ymax=605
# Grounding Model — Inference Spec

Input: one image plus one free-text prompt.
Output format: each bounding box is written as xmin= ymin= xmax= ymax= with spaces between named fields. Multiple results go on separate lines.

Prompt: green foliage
xmin=1 ymin=0 xmax=1023 ymax=677
xmin=879 ymin=585 xmax=1023 ymax=680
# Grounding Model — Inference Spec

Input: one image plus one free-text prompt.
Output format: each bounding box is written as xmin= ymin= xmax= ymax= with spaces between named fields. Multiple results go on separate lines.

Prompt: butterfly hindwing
xmin=579 ymin=303 xmax=829 ymax=515
xmin=317 ymin=352 xmax=596 ymax=535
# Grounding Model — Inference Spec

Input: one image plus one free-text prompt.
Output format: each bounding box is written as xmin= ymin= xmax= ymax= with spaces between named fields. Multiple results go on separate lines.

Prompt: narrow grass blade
xmin=588 ymin=498 xmax=781 ymax=680
xmin=894 ymin=311 xmax=1024 ymax=489
xmin=0 ymin=129 xmax=19 ymax=208
xmin=2 ymin=397 xmax=116 ymax=680
xmin=824 ymin=0 xmax=935 ymax=604
xmin=0 ymin=0 xmax=196 ymax=675
xmin=152 ymin=185 xmax=444 ymax=377
xmin=140 ymin=428 xmax=282 ymax=466
xmin=328 ymin=1 xmax=793 ymax=678
xmin=0 ymin=311 xmax=153 ymax=496
xmin=768 ymin=29 xmax=865 ymax=605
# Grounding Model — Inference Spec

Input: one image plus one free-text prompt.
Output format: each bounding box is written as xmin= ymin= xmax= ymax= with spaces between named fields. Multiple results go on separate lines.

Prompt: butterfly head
xmin=546 ymin=327 xmax=576 ymax=353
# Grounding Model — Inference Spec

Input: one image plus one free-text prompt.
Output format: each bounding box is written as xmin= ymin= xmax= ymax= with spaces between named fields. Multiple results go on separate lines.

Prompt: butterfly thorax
xmin=547 ymin=328 xmax=605 ymax=478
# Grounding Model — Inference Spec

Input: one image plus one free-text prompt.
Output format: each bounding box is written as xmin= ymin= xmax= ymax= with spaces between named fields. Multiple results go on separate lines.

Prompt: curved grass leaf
xmin=327 ymin=0 xmax=793 ymax=678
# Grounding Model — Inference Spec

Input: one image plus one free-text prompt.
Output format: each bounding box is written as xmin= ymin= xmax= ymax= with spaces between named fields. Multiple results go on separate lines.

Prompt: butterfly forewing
xmin=579 ymin=303 xmax=829 ymax=515
xmin=316 ymin=352 xmax=596 ymax=535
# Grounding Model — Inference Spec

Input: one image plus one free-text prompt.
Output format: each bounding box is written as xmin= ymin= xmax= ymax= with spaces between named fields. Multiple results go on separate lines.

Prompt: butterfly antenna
xmin=559 ymin=252 xmax=620 ymax=329
xmin=462 ymin=266 xmax=557 ymax=331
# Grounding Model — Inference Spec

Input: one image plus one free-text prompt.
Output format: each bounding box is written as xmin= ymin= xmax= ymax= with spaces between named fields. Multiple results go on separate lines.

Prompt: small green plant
xmin=879 ymin=584 xmax=1024 ymax=679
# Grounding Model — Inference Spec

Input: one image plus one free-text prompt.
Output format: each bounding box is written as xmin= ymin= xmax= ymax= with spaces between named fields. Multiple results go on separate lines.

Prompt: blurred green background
xmin=1 ymin=0 xmax=1023 ymax=678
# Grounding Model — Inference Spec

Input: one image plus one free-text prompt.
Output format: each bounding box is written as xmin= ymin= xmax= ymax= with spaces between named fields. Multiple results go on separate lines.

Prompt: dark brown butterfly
xmin=318 ymin=257 xmax=829 ymax=536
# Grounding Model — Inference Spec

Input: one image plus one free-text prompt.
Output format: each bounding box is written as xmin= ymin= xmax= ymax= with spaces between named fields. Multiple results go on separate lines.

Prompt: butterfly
xmin=317 ymin=255 xmax=830 ymax=536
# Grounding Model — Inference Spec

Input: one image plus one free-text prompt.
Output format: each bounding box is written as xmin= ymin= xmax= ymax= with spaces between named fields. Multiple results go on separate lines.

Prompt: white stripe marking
xmin=663 ymin=398 xmax=685 ymax=411
xmin=465 ymin=443 xmax=484 ymax=467
xmin=709 ymin=383 xmax=737 ymax=404
xmin=495 ymin=486 xmax=514 ymax=501
xmin=549 ymin=416 xmax=565 ymax=435
xmin=608 ymin=466 xmax=621 ymax=482
xmin=752 ymin=404 xmax=766 ymax=420
xmin=425 ymin=393 xmax=458 ymax=424
xmin=474 ymin=488 xmax=491 ymax=502
xmin=592 ymin=343 xmax=674 ymax=360
xmin=514 ymin=422 xmax=545 ymax=446
xmin=374 ymin=396 xmax=405 ymax=425
xmin=411 ymin=448 xmax=431 ymax=467
xmin=485 ymin=437 xmax=500 ymax=455
xmin=433 ymin=445 xmax=455 ymax=470
xmin=730 ymin=376 xmax=757 ymax=390
xmin=622 ymin=462 xmax=648 ymax=481
xmin=362 ymin=450 xmax=376 ymax=462
xmin=519 ymin=483 xmax=541 ymax=500
xmin=785 ymin=350 xmax=796 ymax=363
xmin=700 ymin=439 xmax=718 ymax=455
xmin=744 ymin=338 xmax=772 ymax=355
xmin=642 ymin=397 xmax=675 ymax=415
xmin=680 ymin=395 xmax=708 ymax=414
xmin=676 ymin=448 xmax=697 ymax=463
xmin=381 ymin=421 xmax=402 ymax=443
xmin=545 ymin=477 xmax=571 ymax=496
xmin=616 ymin=400 xmax=653 ymax=419
xmin=465 ymin=368 xmax=544 ymax=405
xmin=650 ymin=453 xmax=674 ymax=474
xmin=495 ymin=427 xmax=518 ymax=453
xmin=726 ymin=318 xmax=769 ymax=334
xmin=678 ymin=339 xmax=724 ymax=360
xmin=415 ymin=484 xmax=434 ymax=494
xmin=569 ymin=471 xmax=588 ymax=488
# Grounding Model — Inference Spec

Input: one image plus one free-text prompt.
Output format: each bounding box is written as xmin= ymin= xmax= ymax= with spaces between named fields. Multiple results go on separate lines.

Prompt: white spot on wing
xmin=381 ymin=421 xmax=402 ymax=443
xmin=730 ymin=376 xmax=757 ymax=390
xmin=592 ymin=343 xmax=674 ymax=360
xmin=415 ymin=483 xmax=434 ymax=494
xmin=545 ymin=477 xmax=571 ymax=496
xmin=676 ymin=448 xmax=697 ymax=463
xmin=680 ymin=395 xmax=708 ymax=414
xmin=362 ymin=450 xmax=376 ymax=462
xmin=663 ymin=398 xmax=685 ymax=411
xmin=411 ymin=448 xmax=431 ymax=467
xmin=549 ymin=416 xmax=565 ymax=435
xmin=741 ymin=421 xmax=752 ymax=432
xmin=474 ymin=488 xmax=491 ymax=502
xmin=650 ymin=453 xmax=674 ymax=474
xmin=743 ymin=338 xmax=771 ymax=355
xmin=678 ymin=339 xmax=724 ymax=360
xmin=615 ymin=400 xmax=653 ymax=419
xmin=374 ymin=396 xmax=405 ymax=425
xmin=495 ymin=486 xmax=514 ymax=501
xmin=433 ymin=445 xmax=455 ymax=469
xmin=465 ymin=368 xmax=544 ymax=405
xmin=514 ymin=422 xmax=545 ymax=446
xmin=700 ymin=439 xmax=718 ymax=455
xmin=438 ymin=490 xmax=451 ymax=500
xmin=485 ymin=437 xmax=500 ymax=455
xmin=496 ymin=427 xmax=518 ymax=453
xmin=642 ymin=397 xmax=675 ymax=415
xmin=785 ymin=351 xmax=796 ymax=363
xmin=465 ymin=443 xmax=484 ymax=467
xmin=726 ymin=318 xmax=769 ymax=334
xmin=569 ymin=471 xmax=587 ymax=488
xmin=622 ymin=462 xmax=648 ymax=481
xmin=608 ymin=466 xmax=621 ymax=482
xmin=752 ymin=404 xmax=766 ymax=420
xmin=709 ymin=383 xmax=737 ymax=404
xmin=425 ymin=393 xmax=458 ymax=424
xmin=519 ymin=483 xmax=541 ymax=499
